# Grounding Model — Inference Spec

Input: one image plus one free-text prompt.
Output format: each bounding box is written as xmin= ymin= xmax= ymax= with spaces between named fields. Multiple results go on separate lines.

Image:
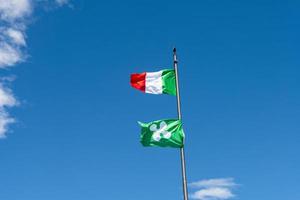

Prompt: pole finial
xmin=173 ymin=47 xmax=178 ymax=63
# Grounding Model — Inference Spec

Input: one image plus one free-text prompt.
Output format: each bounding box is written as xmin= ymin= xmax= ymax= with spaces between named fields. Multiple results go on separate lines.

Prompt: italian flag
xmin=130 ymin=69 xmax=177 ymax=95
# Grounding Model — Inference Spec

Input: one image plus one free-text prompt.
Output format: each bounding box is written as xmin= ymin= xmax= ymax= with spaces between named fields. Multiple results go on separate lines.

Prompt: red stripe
xmin=130 ymin=72 xmax=146 ymax=92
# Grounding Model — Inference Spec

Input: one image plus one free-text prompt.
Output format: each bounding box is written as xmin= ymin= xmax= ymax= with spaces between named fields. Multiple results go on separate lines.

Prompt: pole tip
xmin=173 ymin=47 xmax=177 ymax=53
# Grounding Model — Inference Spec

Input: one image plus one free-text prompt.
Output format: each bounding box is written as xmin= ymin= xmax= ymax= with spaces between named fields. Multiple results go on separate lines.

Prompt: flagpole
xmin=173 ymin=48 xmax=189 ymax=200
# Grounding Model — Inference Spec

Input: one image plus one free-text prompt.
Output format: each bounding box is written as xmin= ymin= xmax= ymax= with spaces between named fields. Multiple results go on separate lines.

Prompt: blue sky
xmin=0 ymin=0 xmax=299 ymax=200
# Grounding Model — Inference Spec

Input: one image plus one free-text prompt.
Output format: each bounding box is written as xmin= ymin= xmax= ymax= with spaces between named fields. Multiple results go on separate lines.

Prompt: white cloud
xmin=189 ymin=178 xmax=237 ymax=200
xmin=0 ymin=111 xmax=15 ymax=138
xmin=0 ymin=0 xmax=30 ymax=137
xmin=0 ymin=82 xmax=18 ymax=138
xmin=0 ymin=0 xmax=32 ymax=21
xmin=0 ymin=0 xmax=29 ymax=69
xmin=5 ymin=28 xmax=26 ymax=46
xmin=0 ymin=43 xmax=23 ymax=68
xmin=190 ymin=178 xmax=237 ymax=188
xmin=191 ymin=187 xmax=234 ymax=200
xmin=0 ymin=83 xmax=17 ymax=107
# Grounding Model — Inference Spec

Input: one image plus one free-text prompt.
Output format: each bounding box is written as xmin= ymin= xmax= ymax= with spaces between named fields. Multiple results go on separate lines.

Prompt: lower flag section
xmin=138 ymin=119 xmax=185 ymax=148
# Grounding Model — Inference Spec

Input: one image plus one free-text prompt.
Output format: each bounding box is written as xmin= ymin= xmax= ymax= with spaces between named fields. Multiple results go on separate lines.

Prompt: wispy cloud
xmin=190 ymin=178 xmax=237 ymax=188
xmin=0 ymin=0 xmax=31 ymax=138
xmin=0 ymin=79 xmax=18 ymax=138
xmin=0 ymin=0 xmax=32 ymax=22
xmin=0 ymin=0 xmax=69 ymax=138
xmin=5 ymin=28 xmax=26 ymax=46
xmin=189 ymin=178 xmax=238 ymax=200
xmin=0 ymin=0 xmax=31 ymax=68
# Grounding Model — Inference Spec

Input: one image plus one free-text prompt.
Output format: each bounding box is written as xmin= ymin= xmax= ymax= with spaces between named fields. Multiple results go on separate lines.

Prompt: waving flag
xmin=138 ymin=119 xmax=184 ymax=148
xmin=130 ymin=69 xmax=176 ymax=95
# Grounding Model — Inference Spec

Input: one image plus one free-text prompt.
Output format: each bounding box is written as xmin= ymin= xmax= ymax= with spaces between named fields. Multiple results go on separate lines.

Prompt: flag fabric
xmin=138 ymin=119 xmax=184 ymax=148
xmin=130 ymin=69 xmax=176 ymax=95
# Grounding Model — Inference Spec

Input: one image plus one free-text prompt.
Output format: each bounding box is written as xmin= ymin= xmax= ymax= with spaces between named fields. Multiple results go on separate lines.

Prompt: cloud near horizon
xmin=189 ymin=178 xmax=237 ymax=200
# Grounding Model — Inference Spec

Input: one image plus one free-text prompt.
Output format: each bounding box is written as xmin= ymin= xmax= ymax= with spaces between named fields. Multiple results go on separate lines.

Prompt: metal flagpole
xmin=173 ymin=48 xmax=189 ymax=200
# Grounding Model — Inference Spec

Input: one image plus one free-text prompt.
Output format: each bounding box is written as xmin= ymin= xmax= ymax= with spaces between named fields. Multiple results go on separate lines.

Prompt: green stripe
xmin=162 ymin=69 xmax=177 ymax=96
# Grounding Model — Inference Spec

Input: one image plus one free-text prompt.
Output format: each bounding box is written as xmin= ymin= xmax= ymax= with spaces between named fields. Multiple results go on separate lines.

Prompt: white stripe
xmin=145 ymin=70 xmax=163 ymax=94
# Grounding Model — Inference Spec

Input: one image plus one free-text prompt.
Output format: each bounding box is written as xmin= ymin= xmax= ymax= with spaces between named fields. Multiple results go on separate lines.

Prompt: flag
xmin=138 ymin=119 xmax=184 ymax=148
xmin=130 ymin=69 xmax=176 ymax=95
